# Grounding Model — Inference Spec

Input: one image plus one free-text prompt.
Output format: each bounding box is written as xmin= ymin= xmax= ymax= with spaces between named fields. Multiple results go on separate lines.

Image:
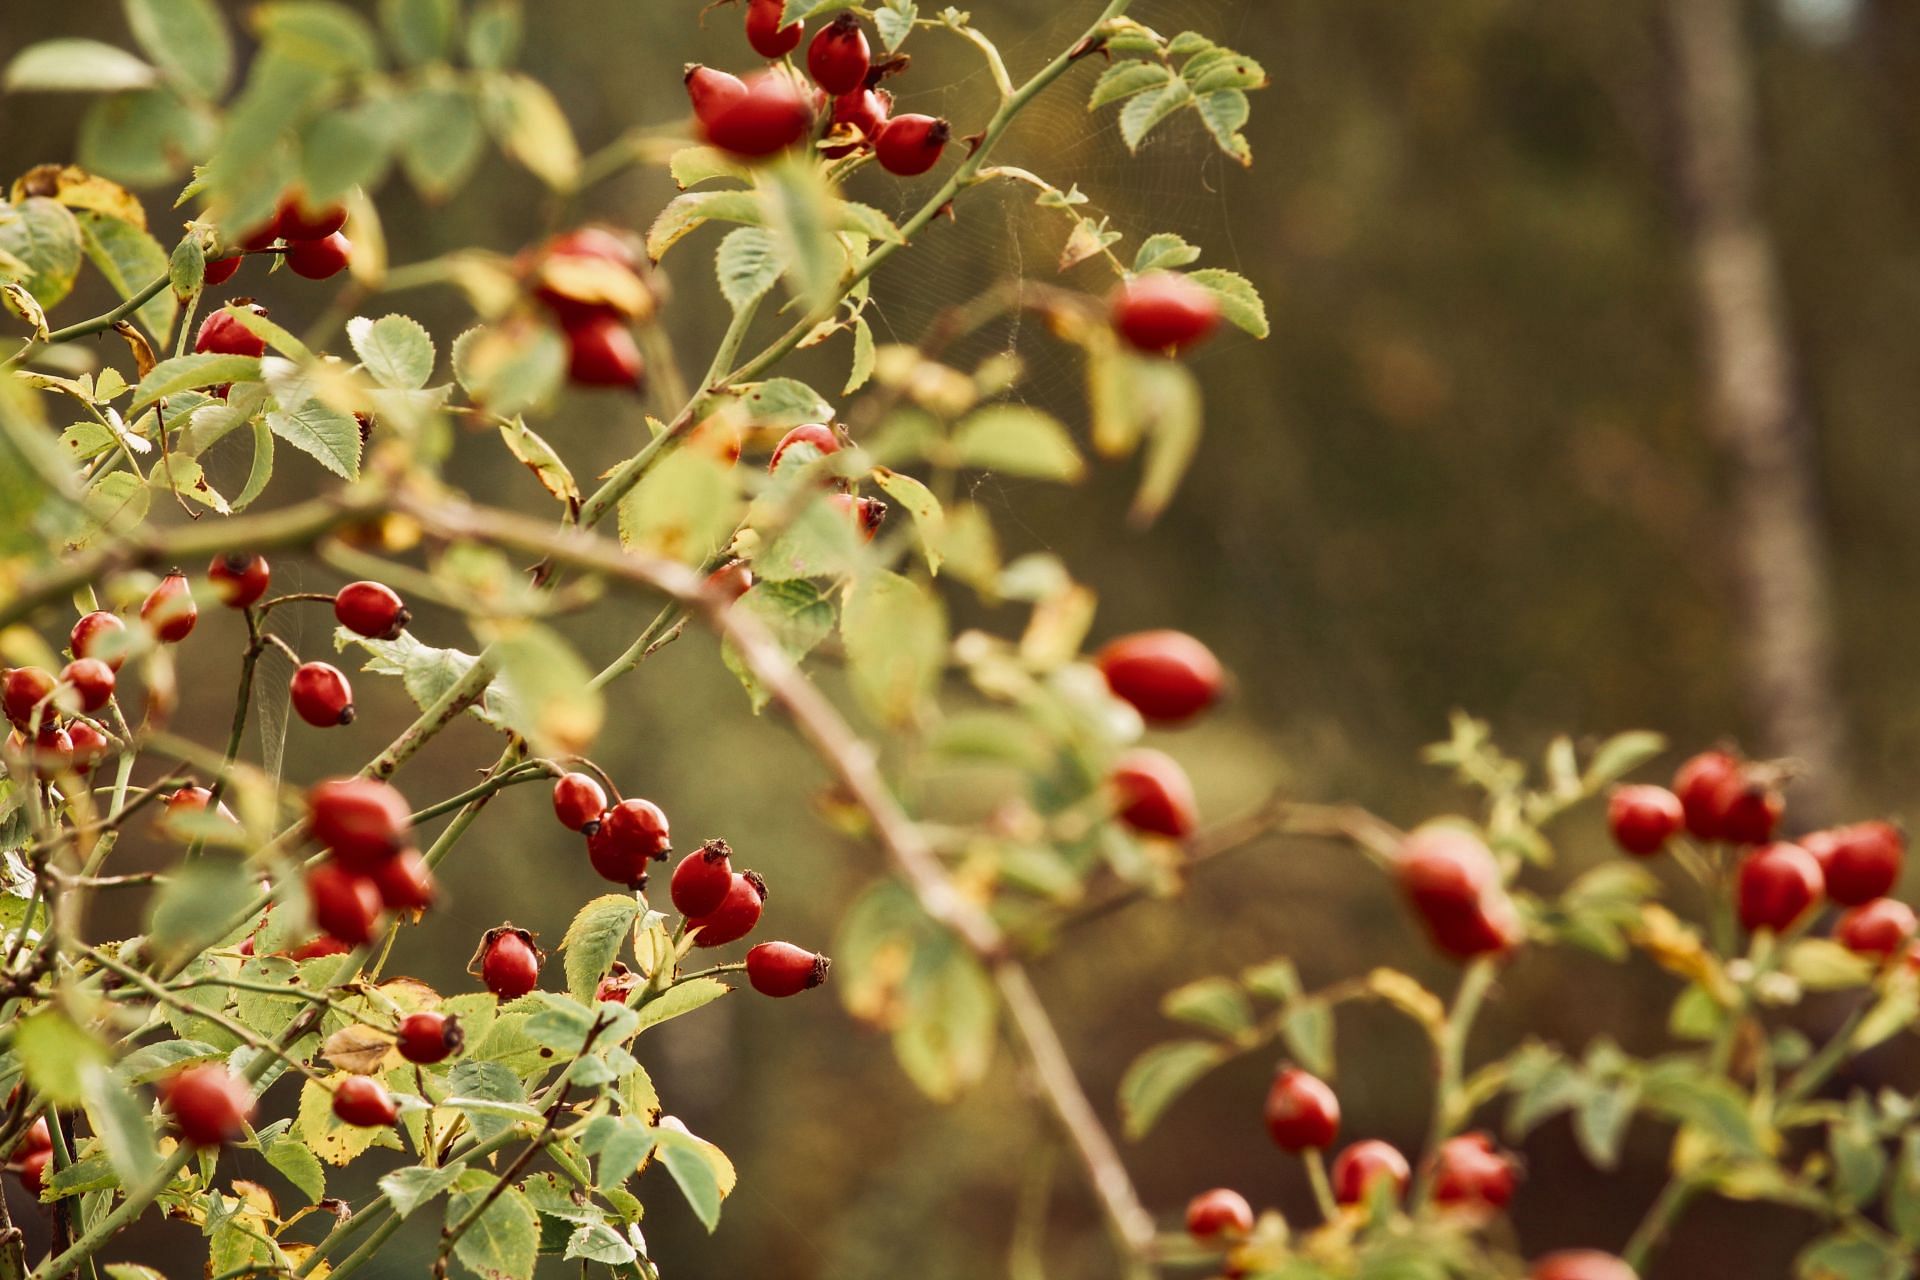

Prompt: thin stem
xmin=359 ymin=652 xmax=500 ymax=782
xmin=1622 ymin=1174 xmax=1699 ymax=1273
xmin=1408 ymin=959 xmax=1495 ymax=1210
xmin=1303 ymin=1148 xmax=1339 ymax=1223
xmin=4 ymin=271 xmax=173 ymax=370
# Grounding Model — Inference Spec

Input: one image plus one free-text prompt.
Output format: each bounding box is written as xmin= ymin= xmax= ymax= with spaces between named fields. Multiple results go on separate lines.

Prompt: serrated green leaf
xmin=381 ymin=1164 xmax=464 ymax=1219
xmin=400 ymin=86 xmax=486 ymax=198
xmin=1159 ymin=977 xmax=1253 ymax=1036
xmin=870 ymin=468 xmax=943 ymax=574
xmin=0 ymin=198 xmax=84 ymax=310
xmin=380 ymin=0 xmax=457 ymax=63
xmin=842 ymin=571 xmax=946 ymax=727
xmin=1133 ymin=233 xmax=1202 ymax=275
xmin=617 ymin=448 xmax=742 ymax=566
xmin=1118 ymin=1039 xmax=1229 ymax=1140
xmin=1090 ymin=61 xmax=1170 ymax=111
xmin=654 ymin=1129 xmax=722 ymax=1231
xmin=716 ymin=226 xmax=782 ymax=313
xmin=1119 ymin=78 xmax=1192 ymax=151
xmin=447 ymin=1172 xmax=539 ymax=1279
xmin=875 ymin=1 xmax=917 ymax=53
xmin=17 ymin=1009 xmax=108 ymax=1106
xmin=562 ymin=895 xmax=640 ymax=1006
xmin=1186 ymin=267 xmax=1267 ymax=338
xmin=130 ymin=354 xmax=260 ymax=412
xmin=126 ymin=0 xmax=234 ymax=96
xmin=486 ymin=622 xmax=602 ymax=756
xmin=81 ymin=1060 xmax=159 ymax=1190
xmin=483 ymin=71 xmax=580 ymax=190
xmin=951 ymin=405 xmax=1085 ymax=482
xmin=633 ymin=977 xmax=731 ymax=1034
xmin=266 ymin=396 xmax=361 ymax=480
xmin=721 ymin=578 xmax=836 ymax=711
xmin=347 ymin=313 xmax=436 ymax=390
xmin=1194 ymin=89 xmax=1253 ymax=165
xmin=76 ymin=213 xmax=175 ymax=345
xmin=80 ymin=88 xmax=218 ymax=188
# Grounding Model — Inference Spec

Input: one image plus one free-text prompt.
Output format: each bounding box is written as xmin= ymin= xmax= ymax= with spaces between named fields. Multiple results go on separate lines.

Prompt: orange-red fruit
xmin=208 ymin=553 xmax=271 ymax=608
xmin=203 ymin=254 xmax=242 ymax=288
xmin=688 ymin=870 xmax=767 ymax=947
xmin=291 ymin=662 xmax=355 ymax=727
xmin=17 ymin=1118 xmax=50 ymax=1158
xmin=334 ymin=581 xmax=410 ymax=640
xmin=70 ymin=611 xmax=127 ymax=670
xmin=686 ymin=65 xmax=748 ymax=122
xmin=1430 ymin=1132 xmax=1520 ymax=1210
xmin=396 ymin=1010 xmax=463 ymax=1064
xmin=1836 ymin=898 xmax=1917 ymax=959
xmin=707 ymin=560 xmax=755 ymax=601
xmin=873 ymin=113 xmax=949 ymax=176
xmin=1737 ymin=842 xmax=1823 ymax=933
xmin=828 ymin=492 xmax=888 ymax=540
xmin=1331 ymin=1139 xmax=1411 ymax=1206
xmin=1672 ymin=750 xmax=1740 ymax=841
xmin=277 ymin=196 xmax=348 ymax=241
xmin=480 ymin=929 xmax=542 ymax=1000
xmin=745 ymin=0 xmax=804 ymax=57
xmin=330 ymin=1076 xmax=397 ymax=1127
xmin=1707 ymin=767 xmax=1783 ymax=845
xmin=3 ymin=668 xmax=56 ymax=728
xmin=60 ymin=658 xmax=114 ymax=713
xmin=1807 ymin=821 xmax=1905 ymax=906
xmin=587 ymin=797 xmax=673 ymax=889
xmin=552 ymin=772 xmax=609 ymax=833
xmin=807 ymin=14 xmax=871 ymax=95
xmin=1607 ymin=785 xmax=1683 ymax=857
xmin=194 ymin=306 xmax=268 ymax=358
xmin=746 ymin=941 xmax=829 ymax=996
xmin=1397 ymin=826 xmax=1523 ymax=960
xmin=1265 ymin=1066 xmax=1340 ymax=1152
xmin=825 ymin=87 xmax=891 ymax=157
xmin=671 ymin=839 xmax=735 ymax=918
xmin=1110 ymin=748 xmax=1198 ymax=839
xmin=308 ymin=863 xmax=384 ymax=946
xmin=166 ymin=785 xmax=229 ymax=822
xmin=307 ymin=776 xmax=413 ymax=870
xmin=701 ymin=70 xmax=815 ymax=158
xmin=67 ymin=721 xmax=109 ymax=773
xmin=15 ymin=1148 xmax=49 ymax=1198
xmin=768 ymin=422 xmax=840 ymax=475
xmin=1185 ymin=1188 xmax=1254 ymax=1240
xmin=563 ymin=314 xmax=644 ymax=388
xmin=371 ymin=848 xmax=437 ymax=913
xmin=287 ymin=935 xmax=351 ymax=961
xmin=141 ymin=572 xmax=197 ymax=643
xmin=531 ymin=227 xmax=646 ymax=324
xmin=1111 ymin=272 xmax=1221 ymax=354
xmin=286 ymin=232 xmax=351 ymax=280
xmin=595 ymin=963 xmax=643 ymax=1006
xmin=27 ymin=726 xmax=73 ymax=778
xmin=164 ymin=1065 xmax=253 ymax=1147
xmin=1529 ymin=1251 xmax=1639 ymax=1280
xmin=1095 ymin=630 xmax=1223 ymax=724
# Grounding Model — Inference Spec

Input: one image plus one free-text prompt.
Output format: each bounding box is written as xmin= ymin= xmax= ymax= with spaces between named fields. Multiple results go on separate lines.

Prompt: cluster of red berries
xmin=1093 ymin=630 xmax=1224 ymax=843
xmin=521 ymin=227 xmax=653 ymax=389
xmin=206 ymin=192 xmax=353 ymax=289
xmin=303 ymin=775 xmax=436 ymax=948
xmin=766 ymin=422 xmax=888 ymax=540
xmin=685 ymin=2 xmax=949 ymax=176
xmin=4 ymin=1117 xmax=51 ymax=1197
xmin=289 ymin=580 xmax=409 ymax=728
xmin=1607 ymin=749 xmax=1911 ymax=954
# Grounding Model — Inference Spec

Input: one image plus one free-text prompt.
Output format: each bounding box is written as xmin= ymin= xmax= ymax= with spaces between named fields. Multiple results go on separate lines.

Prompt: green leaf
xmin=1887 ymin=1130 xmax=1920 ymax=1245
xmin=1118 ymin=1039 xmax=1230 ymax=1140
xmin=1572 ymin=1077 xmax=1640 ymax=1170
xmin=5 ymin=41 xmax=157 ymax=93
xmin=633 ymin=977 xmax=731 ymax=1035
xmin=845 ymin=315 xmax=877 ymax=395
xmin=1090 ymin=62 xmax=1170 ymax=111
xmin=1159 ymin=977 xmax=1253 ymax=1037
xmin=300 ymin=99 xmax=398 ymax=205
xmin=892 ymin=938 xmax=997 ymax=1103
xmin=721 ymin=579 xmax=836 ymax=711
xmin=45 ymin=1153 xmax=118 ymax=1201
xmin=1642 ymin=1069 xmax=1763 ymax=1159
xmin=400 ymin=86 xmax=486 ymax=198
xmin=716 ymin=226 xmax=782 ymax=313
xmin=1134 ymin=233 xmax=1202 ymax=275
xmin=498 ymin=417 xmax=577 ymax=506
xmin=1787 ymin=939 xmax=1878 ymax=991
xmin=1583 ymin=730 xmax=1668 ymax=791
xmin=617 ymin=448 xmax=742 ymax=566
xmin=841 ymin=571 xmax=947 ymax=728
xmin=580 ymin=1113 xmax=656 ymax=1187
xmin=263 ymin=1132 xmax=326 ymax=1203
xmin=1831 ymin=1096 xmax=1888 ymax=1210
xmin=125 ymin=0 xmax=234 ymax=96
xmin=1119 ymin=78 xmax=1193 ymax=151
xmin=339 ymin=630 xmax=486 ymax=717
xmin=266 ymin=394 xmax=362 ymax=480
xmin=444 ymin=1062 xmax=532 ymax=1143
xmin=147 ymin=856 xmax=255 ymax=968
xmin=1186 ymin=268 xmax=1268 ymax=339
xmin=870 ymin=468 xmax=943 ymax=574
xmin=1195 ymin=89 xmax=1253 ymax=165
xmin=740 ymin=377 xmax=833 ymax=427
xmin=380 ymin=0 xmax=457 ymax=63
xmin=654 ymin=1129 xmax=722 ymax=1232
xmin=482 ymin=71 xmax=580 ymax=190
xmin=78 ymin=471 xmax=151 ymax=545
xmin=380 ymin=1164 xmax=465 ymax=1219
xmin=875 ymin=1 xmax=917 ymax=53
xmin=669 ymin=146 xmax=751 ymax=191
xmin=168 ymin=234 xmax=204 ymax=298
xmin=116 ymin=1039 xmax=224 ymax=1085
xmin=346 ymin=313 xmax=436 ymax=390
xmin=451 ymin=321 xmax=566 ymax=416
xmin=951 ymin=405 xmax=1085 ymax=482
xmin=0 ymin=198 xmax=84 ymax=310
xmin=16 ymin=1009 xmax=108 ymax=1106
xmin=1281 ymin=1000 xmax=1336 ymax=1077
xmin=80 ymin=1060 xmax=159 ymax=1190
xmin=465 ymin=0 xmax=522 ymax=69
xmin=447 ymin=1172 xmax=539 ymax=1280
xmin=1794 ymin=1230 xmax=1912 ymax=1280
xmin=80 ymin=88 xmax=218 ymax=188
xmin=562 ymin=895 xmax=640 ymax=1006
xmin=761 ymin=156 xmax=843 ymax=312
xmin=76 ymin=213 xmax=176 ymax=345
xmin=487 ymin=623 xmax=603 ymax=757
xmin=130 ymin=354 xmax=260 ymax=412
xmin=647 ymin=191 xmax=765 ymax=260
xmin=564 ymin=1221 xmax=636 ymax=1265
xmin=254 ymin=2 xmax=382 ymax=72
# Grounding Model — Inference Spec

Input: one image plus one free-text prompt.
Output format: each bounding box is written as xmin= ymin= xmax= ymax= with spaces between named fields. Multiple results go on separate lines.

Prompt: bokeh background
xmin=7 ymin=0 xmax=1920 ymax=1275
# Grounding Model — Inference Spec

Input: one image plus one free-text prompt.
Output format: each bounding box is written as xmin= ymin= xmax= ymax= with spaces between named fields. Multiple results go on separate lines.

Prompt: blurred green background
xmin=8 ymin=0 xmax=1920 ymax=1275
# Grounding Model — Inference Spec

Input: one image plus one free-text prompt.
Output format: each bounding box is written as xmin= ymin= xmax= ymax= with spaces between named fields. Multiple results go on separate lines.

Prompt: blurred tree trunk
xmin=1664 ymin=0 xmax=1847 ymax=818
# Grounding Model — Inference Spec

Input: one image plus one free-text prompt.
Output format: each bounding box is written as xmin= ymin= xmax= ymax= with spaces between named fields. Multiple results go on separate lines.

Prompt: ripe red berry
xmin=1607 ymin=785 xmax=1684 ymax=857
xmin=276 ymin=196 xmax=348 ymax=241
xmin=166 ymin=785 xmax=232 ymax=823
xmin=807 ymin=14 xmax=871 ymax=95
xmin=308 ymin=863 xmax=384 ymax=946
xmin=208 ymin=553 xmax=271 ymax=608
xmin=3 ymin=668 xmax=56 ymax=728
xmin=370 ymin=848 xmax=437 ymax=914
xmin=1430 ymin=1132 xmax=1520 ymax=1210
xmin=563 ymin=314 xmax=645 ymax=388
xmin=21 ymin=726 xmax=72 ymax=779
xmin=745 ymin=0 xmax=803 ymax=57
xmin=334 ymin=581 xmax=409 ymax=640
xmin=1331 ymin=1139 xmax=1411 ymax=1206
xmin=595 ymin=962 xmax=643 ymax=1006
xmin=330 ymin=1076 xmax=397 ymax=1127
xmin=291 ymin=662 xmax=355 ymax=728
xmin=67 ymin=720 xmax=109 ymax=773
xmin=1095 ymin=630 xmax=1224 ymax=724
xmin=1184 ymin=1187 xmax=1254 ymax=1241
xmin=587 ymin=797 xmax=673 ymax=888
xmin=688 ymin=870 xmax=767 ymax=947
xmin=746 ymin=941 xmax=830 ymax=996
xmin=1672 ymin=749 xmax=1740 ymax=841
xmin=307 ymin=776 xmax=413 ymax=870
xmin=1737 ymin=842 xmax=1824 ymax=933
xmin=701 ymin=70 xmax=815 ymax=158
xmin=287 ymin=935 xmax=351 ymax=961
xmin=58 ymin=658 xmax=115 ymax=713
xmin=14 ymin=1148 xmax=48 ymax=1198
xmin=17 ymin=1118 xmax=49 ymax=1158
xmin=1809 ymin=821 xmax=1905 ymax=906
xmin=685 ymin=65 xmax=748 ymax=123
xmin=1529 ymin=1251 xmax=1639 ymax=1280
xmin=707 ymin=560 xmax=755 ymax=601
xmin=552 ymin=772 xmax=609 ymax=833
xmin=203 ymin=254 xmax=243 ymax=288
xmin=396 ymin=1010 xmax=463 ymax=1064
xmin=768 ymin=422 xmax=840 ymax=475
xmin=824 ymin=87 xmax=891 ymax=157
xmin=1265 ymin=1066 xmax=1340 ymax=1152
xmin=874 ymin=113 xmax=950 ymax=176
xmin=828 ymin=492 xmax=888 ymax=540
xmin=70 ymin=611 xmax=127 ymax=670
xmin=477 ymin=927 xmax=543 ymax=1000
xmin=164 ymin=1065 xmax=253 ymax=1147
xmin=530 ymin=227 xmax=647 ymax=325
xmin=1111 ymin=272 xmax=1221 ymax=354
xmin=671 ymin=839 xmax=735 ymax=918
xmin=1397 ymin=826 xmax=1523 ymax=960
xmin=194 ymin=305 xmax=268 ymax=358
xmin=285 ymin=232 xmax=351 ymax=280
xmin=1836 ymin=898 xmax=1916 ymax=959
xmin=1707 ymin=767 xmax=1783 ymax=845
xmin=141 ymin=571 xmax=197 ymax=643
xmin=1109 ymin=748 xmax=1198 ymax=839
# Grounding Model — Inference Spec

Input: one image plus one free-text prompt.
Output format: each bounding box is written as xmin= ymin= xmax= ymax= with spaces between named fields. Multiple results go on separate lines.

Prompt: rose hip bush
xmin=0 ymin=2 xmax=1903 ymax=1280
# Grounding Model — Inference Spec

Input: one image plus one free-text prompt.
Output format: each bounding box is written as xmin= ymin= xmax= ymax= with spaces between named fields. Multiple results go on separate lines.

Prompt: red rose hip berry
xmin=807 ymin=14 xmax=871 ymax=95
xmin=276 ymin=196 xmax=348 ymax=241
xmin=552 ymin=772 xmax=609 ymax=833
xmin=208 ymin=553 xmax=271 ymax=608
xmin=1331 ymin=1139 xmax=1411 ymax=1206
xmin=370 ymin=848 xmax=437 ymax=914
xmin=686 ymin=65 xmax=747 ymax=123
xmin=825 ymin=87 xmax=891 ymax=157
xmin=768 ymin=422 xmax=840 ymax=475
xmin=587 ymin=797 xmax=673 ymax=888
xmin=3 ymin=668 xmax=56 ymax=728
xmin=1095 ymin=630 xmax=1224 ymax=724
xmin=291 ymin=662 xmax=355 ymax=728
xmin=671 ymin=839 xmax=736 ymax=918
xmin=70 ymin=611 xmax=127 ymax=670
xmin=307 ymin=863 xmax=384 ymax=946
xmin=202 ymin=253 xmax=242 ymax=288
xmin=285 ymin=232 xmax=351 ymax=280
xmin=164 ymin=1065 xmax=253 ymax=1147
xmin=67 ymin=721 xmax=109 ymax=773
xmin=1110 ymin=748 xmax=1198 ymax=839
xmin=1185 ymin=1188 xmax=1255 ymax=1240
xmin=1429 ymin=1132 xmax=1520 ymax=1210
xmin=476 ymin=927 xmax=543 ymax=1000
xmin=1737 ymin=842 xmax=1824 ymax=933
xmin=698 ymin=70 xmax=814 ymax=158
xmin=1672 ymin=749 xmax=1740 ymax=840
xmin=1811 ymin=821 xmax=1905 ymax=906
xmin=745 ymin=941 xmax=830 ymax=996
xmin=1529 ymin=1252 xmax=1639 ymax=1280
xmin=688 ymin=870 xmax=767 ymax=947
xmin=563 ymin=314 xmax=645 ymax=388
xmin=1607 ymin=785 xmax=1684 ymax=857
xmin=59 ymin=658 xmax=115 ymax=713
xmin=307 ymin=776 xmax=413 ymax=869
xmin=396 ymin=1010 xmax=464 ymax=1064
xmin=1708 ymin=766 xmax=1784 ymax=845
xmin=1265 ymin=1066 xmax=1340 ymax=1152
xmin=1836 ymin=898 xmax=1917 ymax=959
xmin=1111 ymin=272 xmax=1221 ymax=354
xmin=745 ymin=0 xmax=804 ymax=57
xmin=1397 ymin=826 xmax=1523 ymax=960
xmin=334 ymin=581 xmax=409 ymax=640
xmin=194 ymin=305 xmax=269 ymax=358
xmin=331 ymin=1076 xmax=397 ymax=1127
xmin=141 ymin=571 xmax=197 ymax=643
xmin=874 ymin=114 xmax=950 ymax=176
